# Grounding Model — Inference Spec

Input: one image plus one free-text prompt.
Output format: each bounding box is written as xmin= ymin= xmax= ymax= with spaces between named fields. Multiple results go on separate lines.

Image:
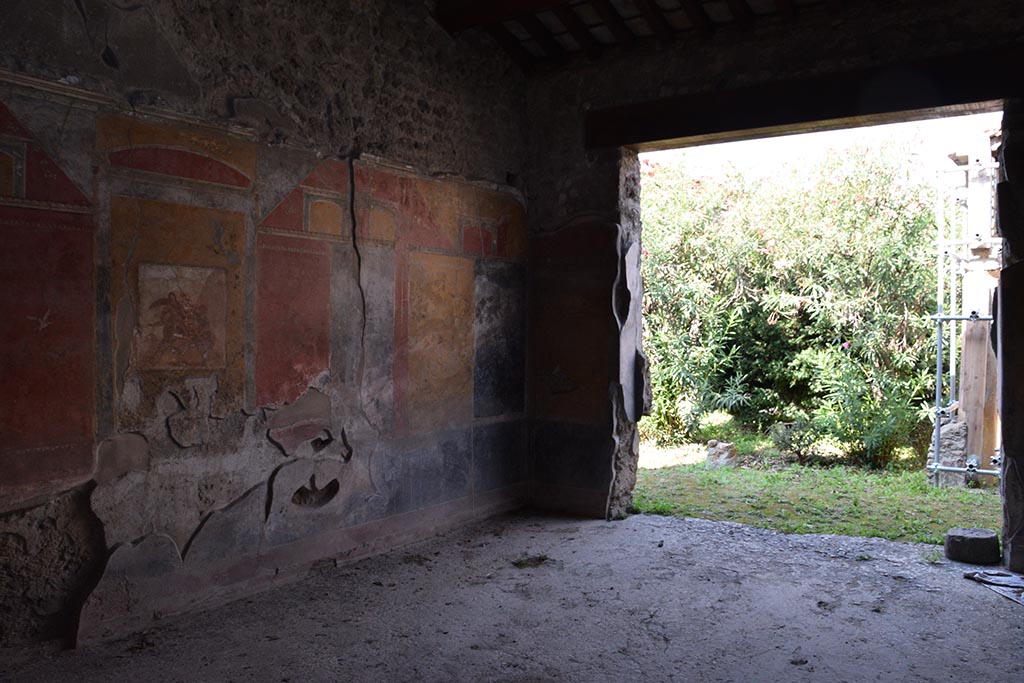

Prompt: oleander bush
xmin=640 ymin=145 xmax=938 ymax=468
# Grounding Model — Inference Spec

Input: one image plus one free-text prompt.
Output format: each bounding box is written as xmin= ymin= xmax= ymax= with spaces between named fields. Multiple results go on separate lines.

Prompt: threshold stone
xmin=945 ymin=527 xmax=1001 ymax=565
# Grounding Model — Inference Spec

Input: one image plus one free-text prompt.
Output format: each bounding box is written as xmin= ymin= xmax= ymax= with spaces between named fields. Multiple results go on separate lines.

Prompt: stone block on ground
xmin=927 ymin=422 xmax=969 ymax=487
xmin=945 ymin=527 xmax=1001 ymax=565
xmin=706 ymin=440 xmax=739 ymax=468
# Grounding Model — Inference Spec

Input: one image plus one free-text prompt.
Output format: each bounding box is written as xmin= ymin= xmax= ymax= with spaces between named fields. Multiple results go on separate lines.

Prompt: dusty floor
xmin=3 ymin=513 xmax=1022 ymax=683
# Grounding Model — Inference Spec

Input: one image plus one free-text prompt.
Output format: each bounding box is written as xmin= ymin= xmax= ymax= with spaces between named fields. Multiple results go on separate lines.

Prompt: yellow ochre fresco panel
xmin=308 ymin=199 xmax=344 ymax=236
xmin=406 ymin=251 xmax=474 ymax=432
xmin=110 ymin=196 xmax=247 ymax=427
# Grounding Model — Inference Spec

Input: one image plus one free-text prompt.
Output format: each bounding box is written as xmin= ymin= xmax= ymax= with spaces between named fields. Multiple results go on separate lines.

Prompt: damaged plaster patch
xmin=80 ymin=448 xmax=382 ymax=642
xmin=90 ymin=404 xmax=280 ymax=551
xmin=165 ymin=377 xmax=219 ymax=448
xmin=90 ymin=471 xmax=150 ymax=547
xmin=77 ymin=534 xmax=186 ymax=644
xmin=113 ymin=286 xmax=136 ymax=397
xmin=181 ymin=484 xmax=266 ymax=568
xmin=93 ymin=433 xmax=149 ymax=485
xmin=264 ymin=455 xmax=380 ymax=547
xmin=290 ymin=476 xmax=341 ymax=508
xmin=266 ymin=387 xmax=333 ymax=457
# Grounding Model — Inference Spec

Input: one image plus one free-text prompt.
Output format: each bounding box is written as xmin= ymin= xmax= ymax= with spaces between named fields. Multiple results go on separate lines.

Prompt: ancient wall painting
xmin=97 ymin=114 xmax=256 ymax=190
xmin=110 ymin=197 xmax=246 ymax=427
xmin=362 ymin=204 xmax=398 ymax=244
xmin=255 ymin=159 xmax=350 ymax=407
xmin=0 ymin=101 xmax=94 ymax=509
xmin=137 ymin=264 xmax=228 ymax=370
xmin=261 ymin=160 xmax=350 ymax=236
xmin=353 ymin=164 xmax=456 ymax=251
xmin=254 ymin=234 xmax=331 ymax=407
xmin=362 ymin=158 xmax=527 ymax=434
xmin=468 ymin=187 xmax=528 ymax=262
xmin=308 ymin=198 xmax=344 ymax=236
xmin=0 ymin=101 xmax=90 ymax=209
xmin=402 ymin=251 xmax=474 ymax=433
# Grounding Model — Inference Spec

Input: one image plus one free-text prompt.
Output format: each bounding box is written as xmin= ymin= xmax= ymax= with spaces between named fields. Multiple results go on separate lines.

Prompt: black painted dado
xmin=474 ymin=261 xmax=526 ymax=418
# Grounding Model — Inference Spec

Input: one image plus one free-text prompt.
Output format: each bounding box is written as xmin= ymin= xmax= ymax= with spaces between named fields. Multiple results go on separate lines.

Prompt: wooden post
xmin=957 ymin=158 xmax=999 ymax=484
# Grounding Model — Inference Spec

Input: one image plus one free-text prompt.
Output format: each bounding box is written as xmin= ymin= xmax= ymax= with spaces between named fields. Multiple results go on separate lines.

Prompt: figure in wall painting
xmin=137 ymin=263 xmax=227 ymax=369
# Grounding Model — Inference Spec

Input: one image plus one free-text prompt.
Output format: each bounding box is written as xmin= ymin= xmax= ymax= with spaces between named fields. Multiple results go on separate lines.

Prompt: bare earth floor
xmin=3 ymin=513 xmax=1023 ymax=683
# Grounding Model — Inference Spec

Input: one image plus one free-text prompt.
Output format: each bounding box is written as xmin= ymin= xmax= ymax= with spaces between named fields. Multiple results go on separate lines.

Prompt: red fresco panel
xmin=261 ymin=189 xmax=304 ymax=232
xmin=24 ymin=147 xmax=91 ymax=206
xmin=108 ymin=148 xmax=251 ymax=188
xmin=303 ymin=160 xmax=349 ymax=194
xmin=255 ymin=233 xmax=331 ymax=406
xmin=355 ymin=165 xmax=406 ymax=205
xmin=0 ymin=207 xmax=95 ymax=493
xmin=461 ymin=225 xmax=495 ymax=257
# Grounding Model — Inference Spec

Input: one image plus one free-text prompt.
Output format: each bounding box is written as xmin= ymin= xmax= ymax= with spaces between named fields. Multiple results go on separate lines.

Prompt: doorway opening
xmin=633 ymin=112 xmax=1004 ymax=544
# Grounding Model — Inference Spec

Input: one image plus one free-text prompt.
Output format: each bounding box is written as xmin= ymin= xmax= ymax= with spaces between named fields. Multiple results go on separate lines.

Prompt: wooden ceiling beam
xmin=679 ymin=0 xmax=713 ymax=37
xmin=585 ymin=43 xmax=1024 ymax=149
xmin=434 ymin=0 xmax=570 ymax=33
xmin=554 ymin=5 xmax=604 ymax=60
xmin=519 ymin=14 xmax=568 ymax=61
xmin=590 ymin=0 xmax=636 ymax=48
xmin=634 ymin=0 xmax=675 ymax=43
xmin=774 ymin=0 xmax=797 ymax=18
xmin=485 ymin=23 xmax=536 ymax=71
xmin=724 ymin=0 xmax=754 ymax=27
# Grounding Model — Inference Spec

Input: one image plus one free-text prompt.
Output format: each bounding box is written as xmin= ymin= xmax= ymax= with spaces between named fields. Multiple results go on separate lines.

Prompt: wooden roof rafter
xmin=553 ymin=5 xmax=604 ymax=60
xmin=591 ymin=0 xmax=636 ymax=48
xmin=434 ymin=0 xmax=570 ymax=33
xmin=774 ymin=0 xmax=797 ymax=19
xmin=679 ymin=0 xmax=713 ymax=36
xmin=518 ymin=13 xmax=569 ymax=61
xmin=724 ymin=0 xmax=754 ymax=27
xmin=431 ymin=0 xmax=850 ymax=71
xmin=633 ymin=0 xmax=675 ymax=43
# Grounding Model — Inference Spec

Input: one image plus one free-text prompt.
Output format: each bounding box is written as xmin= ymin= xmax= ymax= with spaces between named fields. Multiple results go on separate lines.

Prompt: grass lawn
xmin=632 ymin=464 xmax=1002 ymax=545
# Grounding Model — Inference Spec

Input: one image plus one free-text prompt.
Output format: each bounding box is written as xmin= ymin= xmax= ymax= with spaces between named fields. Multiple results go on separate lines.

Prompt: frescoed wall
xmin=0 ymin=90 xmax=528 ymax=646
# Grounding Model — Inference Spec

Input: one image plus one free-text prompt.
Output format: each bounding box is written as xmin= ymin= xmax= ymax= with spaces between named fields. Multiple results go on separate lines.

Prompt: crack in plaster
xmin=346 ymin=154 xmax=381 ymax=440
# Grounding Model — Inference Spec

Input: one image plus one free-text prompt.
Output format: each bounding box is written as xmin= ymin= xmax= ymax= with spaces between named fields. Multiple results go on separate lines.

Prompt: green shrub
xmin=639 ymin=144 xmax=937 ymax=464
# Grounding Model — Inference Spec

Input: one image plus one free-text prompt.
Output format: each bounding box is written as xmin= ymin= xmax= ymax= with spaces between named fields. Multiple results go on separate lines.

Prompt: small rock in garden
xmin=706 ymin=440 xmax=739 ymax=468
xmin=927 ymin=422 xmax=969 ymax=487
xmin=944 ymin=527 xmax=1001 ymax=565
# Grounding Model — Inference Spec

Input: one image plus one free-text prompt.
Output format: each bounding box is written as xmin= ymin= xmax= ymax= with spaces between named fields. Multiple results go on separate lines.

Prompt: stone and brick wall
xmin=0 ymin=0 xmax=527 ymax=646
xmin=7 ymin=0 xmax=1024 ymax=647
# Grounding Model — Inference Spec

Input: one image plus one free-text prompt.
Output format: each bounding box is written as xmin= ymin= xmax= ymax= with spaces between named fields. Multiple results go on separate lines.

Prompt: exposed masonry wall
xmin=0 ymin=0 xmax=528 ymax=646
xmin=9 ymin=0 xmax=1024 ymax=649
xmin=2 ymin=0 xmax=525 ymax=185
xmin=524 ymin=0 xmax=1024 ymax=517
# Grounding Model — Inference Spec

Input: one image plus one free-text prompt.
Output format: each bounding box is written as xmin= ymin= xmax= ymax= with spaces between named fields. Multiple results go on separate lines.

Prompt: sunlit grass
xmin=632 ymin=464 xmax=1001 ymax=545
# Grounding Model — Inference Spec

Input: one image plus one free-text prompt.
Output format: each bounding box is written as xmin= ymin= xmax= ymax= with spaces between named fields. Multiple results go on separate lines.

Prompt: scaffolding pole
xmin=930 ymin=159 xmax=1001 ymax=485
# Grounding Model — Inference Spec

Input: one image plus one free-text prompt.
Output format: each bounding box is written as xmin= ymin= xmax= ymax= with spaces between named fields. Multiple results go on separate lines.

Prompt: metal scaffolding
xmin=929 ymin=160 xmax=1001 ymax=484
